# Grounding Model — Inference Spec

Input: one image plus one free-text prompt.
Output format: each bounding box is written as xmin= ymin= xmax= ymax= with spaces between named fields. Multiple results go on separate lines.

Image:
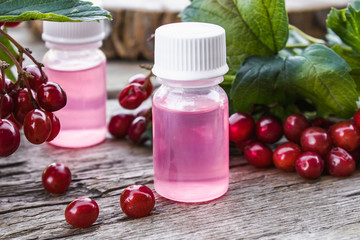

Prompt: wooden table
xmin=1 ymin=100 xmax=360 ymax=239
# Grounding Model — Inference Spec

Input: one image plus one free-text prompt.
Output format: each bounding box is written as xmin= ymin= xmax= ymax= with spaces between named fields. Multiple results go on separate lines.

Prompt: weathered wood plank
xmin=1 ymin=100 xmax=360 ymax=239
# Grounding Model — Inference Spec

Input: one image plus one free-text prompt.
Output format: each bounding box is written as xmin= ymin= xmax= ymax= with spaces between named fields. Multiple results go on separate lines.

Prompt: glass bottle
xmin=152 ymin=22 xmax=229 ymax=202
xmin=42 ymin=20 xmax=107 ymax=148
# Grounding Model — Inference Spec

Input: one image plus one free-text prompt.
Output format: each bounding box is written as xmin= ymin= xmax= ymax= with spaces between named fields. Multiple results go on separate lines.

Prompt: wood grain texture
xmin=1 ymin=101 xmax=360 ymax=239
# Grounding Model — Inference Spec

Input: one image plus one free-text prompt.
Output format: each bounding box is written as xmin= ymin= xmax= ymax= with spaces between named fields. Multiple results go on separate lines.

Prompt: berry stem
xmin=0 ymin=61 xmax=9 ymax=93
xmin=22 ymin=73 xmax=39 ymax=109
xmin=0 ymin=61 xmax=9 ymax=119
xmin=18 ymin=49 xmax=24 ymax=69
xmin=140 ymin=71 xmax=153 ymax=92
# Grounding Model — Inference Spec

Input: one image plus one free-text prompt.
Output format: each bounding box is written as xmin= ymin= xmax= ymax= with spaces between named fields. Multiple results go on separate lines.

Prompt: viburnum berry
xmin=0 ymin=93 xmax=14 ymax=119
xmin=120 ymin=185 xmax=155 ymax=219
xmin=310 ymin=117 xmax=334 ymax=130
xmin=0 ymin=119 xmax=20 ymax=157
xmin=118 ymin=83 xmax=147 ymax=110
xmin=283 ymin=114 xmax=310 ymax=143
xmin=326 ymin=147 xmax=356 ymax=178
xmin=229 ymin=112 xmax=255 ymax=143
xmin=3 ymin=78 xmax=15 ymax=93
xmin=329 ymin=121 xmax=360 ymax=152
xmin=354 ymin=109 xmax=360 ymax=129
xmin=300 ymin=127 xmax=332 ymax=157
xmin=4 ymin=22 xmax=21 ymax=28
xmin=108 ymin=113 xmax=135 ymax=138
xmin=127 ymin=116 xmax=148 ymax=144
xmin=37 ymin=82 xmax=67 ymax=112
xmin=129 ymin=74 xmax=153 ymax=98
xmin=46 ymin=111 xmax=60 ymax=142
xmin=65 ymin=197 xmax=99 ymax=228
xmin=24 ymin=65 xmax=48 ymax=91
xmin=273 ymin=142 xmax=302 ymax=172
xmin=256 ymin=115 xmax=283 ymax=144
xmin=13 ymin=88 xmax=36 ymax=124
xmin=42 ymin=162 xmax=71 ymax=194
xmin=136 ymin=107 xmax=152 ymax=121
xmin=23 ymin=109 xmax=52 ymax=144
xmin=244 ymin=142 xmax=273 ymax=168
xmin=295 ymin=151 xmax=324 ymax=180
xmin=235 ymin=138 xmax=254 ymax=153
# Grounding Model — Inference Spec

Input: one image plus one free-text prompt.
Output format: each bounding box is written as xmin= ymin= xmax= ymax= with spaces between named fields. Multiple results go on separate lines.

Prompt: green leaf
xmin=230 ymin=55 xmax=287 ymax=112
xmin=230 ymin=44 xmax=358 ymax=118
xmin=284 ymin=44 xmax=358 ymax=118
xmin=327 ymin=1 xmax=360 ymax=54
xmin=180 ymin=0 xmax=289 ymax=74
xmin=0 ymin=32 xmax=17 ymax=81
xmin=331 ymin=44 xmax=360 ymax=93
xmin=0 ymin=0 xmax=112 ymax=22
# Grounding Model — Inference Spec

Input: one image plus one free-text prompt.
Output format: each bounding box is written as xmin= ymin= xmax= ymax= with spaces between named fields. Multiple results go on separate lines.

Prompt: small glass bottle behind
xmin=42 ymin=20 xmax=107 ymax=148
xmin=152 ymin=22 xmax=229 ymax=203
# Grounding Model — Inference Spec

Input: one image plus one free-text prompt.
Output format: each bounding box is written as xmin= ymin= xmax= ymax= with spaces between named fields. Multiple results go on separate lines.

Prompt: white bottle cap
xmin=42 ymin=0 xmax=105 ymax=45
xmin=42 ymin=21 xmax=105 ymax=45
xmin=152 ymin=22 xmax=229 ymax=81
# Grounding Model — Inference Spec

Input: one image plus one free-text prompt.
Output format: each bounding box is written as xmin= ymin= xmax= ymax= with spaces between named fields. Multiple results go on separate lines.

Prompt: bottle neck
xmin=157 ymin=76 xmax=224 ymax=88
xmin=45 ymin=41 xmax=102 ymax=51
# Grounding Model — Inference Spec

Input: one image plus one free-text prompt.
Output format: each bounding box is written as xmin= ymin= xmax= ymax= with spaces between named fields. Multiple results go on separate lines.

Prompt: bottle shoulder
xmin=153 ymin=85 xmax=228 ymax=112
xmin=43 ymin=49 xmax=106 ymax=71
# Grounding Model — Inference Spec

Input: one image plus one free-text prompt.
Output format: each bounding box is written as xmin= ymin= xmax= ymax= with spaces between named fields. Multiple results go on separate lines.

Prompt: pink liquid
xmin=153 ymin=100 xmax=229 ymax=202
xmin=44 ymin=61 xmax=107 ymax=148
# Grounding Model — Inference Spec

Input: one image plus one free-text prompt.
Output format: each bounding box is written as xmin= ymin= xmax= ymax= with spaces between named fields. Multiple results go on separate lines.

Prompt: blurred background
xmin=9 ymin=0 xmax=353 ymax=98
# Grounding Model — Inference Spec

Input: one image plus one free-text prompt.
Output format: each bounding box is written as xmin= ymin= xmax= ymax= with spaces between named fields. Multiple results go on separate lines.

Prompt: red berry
xmin=295 ymin=151 xmax=324 ymax=180
xmin=4 ymin=22 xmax=21 ymax=28
xmin=24 ymin=65 xmax=48 ymax=91
xmin=13 ymin=88 xmax=36 ymax=124
xmin=118 ymin=83 xmax=147 ymax=110
xmin=0 ymin=93 xmax=14 ymax=119
xmin=229 ymin=112 xmax=255 ymax=142
xmin=235 ymin=138 xmax=254 ymax=152
xmin=300 ymin=127 xmax=332 ymax=157
xmin=273 ymin=142 xmax=302 ymax=172
xmin=6 ymin=114 xmax=22 ymax=129
xmin=349 ymin=148 xmax=360 ymax=167
xmin=244 ymin=142 xmax=273 ymax=168
xmin=135 ymin=107 xmax=152 ymax=121
xmin=311 ymin=117 xmax=334 ymax=130
xmin=326 ymin=147 xmax=356 ymax=177
xmin=127 ymin=116 xmax=148 ymax=144
xmin=65 ymin=197 xmax=99 ymax=228
xmin=42 ymin=162 xmax=71 ymax=194
xmin=120 ymin=185 xmax=155 ymax=219
xmin=329 ymin=121 xmax=360 ymax=152
xmin=129 ymin=74 xmax=153 ymax=98
xmin=283 ymin=114 xmax=310 ymax=143
xmin=0 ymin=119 xmax=20 ymax=156
xmin=37 ymin=82 xmax=67 ymax=112
xmin=256 ymin=115 xmax=283 ymax=144
xmin=108 ymin=113 xmax=135 ymax=138
xmin=354 ymin=109 xmax=360 ymax=129
xmin=3 ymin=78 xmax=15 ymax=93
xmin=23 ymin=109 xmax=52 ymax=144
xmin=46 ymin=112 xmax=60 ymax=142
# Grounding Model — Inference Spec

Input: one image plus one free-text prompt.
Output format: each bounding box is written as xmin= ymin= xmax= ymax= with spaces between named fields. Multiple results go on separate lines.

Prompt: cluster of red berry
xmin=108 ymin=72 xmax=153 ymax=144
xmin=42 ymin=162 xmax=155 ymax=228
xmin=0 ymin=23 xmax=67 ymax=156
xmin=230 ymin=111 xmax=360 ymax=180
